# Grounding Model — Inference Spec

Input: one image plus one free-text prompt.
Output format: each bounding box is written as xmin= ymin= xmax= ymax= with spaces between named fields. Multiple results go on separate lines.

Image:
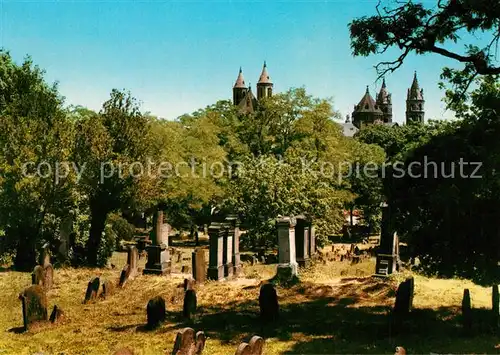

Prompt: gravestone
xmin=101 ymin=279 xmax=115 ymax=299
xmin=143 ymin=210 xmax=171 ymax=275
xmin=19 ymin=285 xmax=48 ymax=331
xmin=225 ymin=215 xmax=242 ymax=276
xmin=146 ymin=296 xmax=166 ymax=328
xmin=493 ymin=285 xmax=500 ymax=327
xmin=309 ymin=223 xmax=316 ymax=257
xmin=43 ymin=264 xmax=54 ymax=290
xmin=276 ymin=216 xmax=298 ymax=279
xmin=207 ymin=223 xmax=224 ymax=281
xmin=259 ymin=283 xmax=279 ymax=321
xmin=393 ymin=277 xmax=414 ymax=316
xmin=222 ymin=222 xmax=234 ymax=279
xmin=235 ymin=336 xmax=265 ymax=355
xmin=49 ymin=305 xmax=64 ymax=323
xmin=375 ymin=202 xmax=398 ymax=276
xmin=462 ymin=288 xmax=472 ymax=332
xmin=192 ymin=248 xmax=206 ymax=284
xmin=84 ymin=277 xmax=100 ymax=303
xmin=119 ymin=264 xmax=131 ymax=288
xmin=32 ymin=265 xmax=45 ymax=287
xmin=127 ymin=246 xmax=139 ymax=277
xmin=295 ymin=216 xmax=310 ymax=268
xmin=39 ymin=243 xmax=51 ymax=268
xmin=172 ymin=327 xmax=206 ymax=355
xmin=184 ymin=278 xmax=195 ymax=291
xmin=183 ymin=289 xmax=197 ymax=320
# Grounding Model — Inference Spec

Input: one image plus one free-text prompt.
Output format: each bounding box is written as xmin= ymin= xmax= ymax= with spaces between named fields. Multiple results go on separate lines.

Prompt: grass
xmin=0 ymin=244 xmax=499 ymax=354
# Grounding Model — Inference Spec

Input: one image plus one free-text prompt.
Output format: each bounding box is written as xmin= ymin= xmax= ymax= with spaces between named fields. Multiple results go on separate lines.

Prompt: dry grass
xmin=0 ymin=244 xmax=499 ymax=354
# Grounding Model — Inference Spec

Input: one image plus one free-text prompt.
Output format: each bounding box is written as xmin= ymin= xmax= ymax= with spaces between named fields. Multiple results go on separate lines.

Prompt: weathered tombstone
xmin=235 ymin=336 xmax=265 ymax=355
xmin=259 ymin=283 xmax=279 ymax=321
xmin=192 ymin=248 xmax=206 ymax=284
xmin=43 ymin=264 xmax=54 ymax=290
xmin=49 ymin=305 xmax=64 ymax=323
xmin=118 ymin=264 xmax=131 ymax=288
xmin=143 ymin=210 xmax=171 ymax=275
xmin=295 ymin=216 xmax=310 ymax=268
xmin=493 ymin=285 xmax=500 ymax=327
xmin=309 ymin=223 xmax=316 ymax=257
xmin=393 ymin=277 xmax=414 ymax=316
xmin=226 ymin=215 xmax=242 ymax=277
xmin=183 ymin=289 xmax=197 ymax=320
xmin=146 ymin=296 xmax=166 ymax=328
xmin=462 ymin=288 xmax=472 ymax=332
xmin=207 ymin=223 xmax=224 ymax=281
xmin=172 ymin=327 xmax=206 ymax=355
xmin=375 ymin=202 xmax=398 ymax=276
xmin=184 ymin=278 xmax=195 ymax=291
xmin=127 ymin=246 xmax=139 ymax=277
xmin=39 ymin=243 xmax=51 ymax=268
xmin=276 ymin=216 xmax=298 ymax=280
xmin=101 ymin=279 xmax=115 ymax=299
xmin=222 ymin=222 xmax=234 ymax=279
xmin=19 ymin=285 xmax=48 ymax=331
xmin=32 ymin=265 xmax=45 ymax=287
xmin=83 ymin=277 xmax=100 ymax=303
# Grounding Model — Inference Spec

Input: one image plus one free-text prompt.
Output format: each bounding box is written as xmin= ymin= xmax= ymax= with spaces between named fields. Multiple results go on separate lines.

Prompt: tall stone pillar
xmin=309 ymin=223 xmax=316 ymax=258
xmin=207 ymin=223 xmax=224 ymax=281
xmin=225 ymin=214 xmax=242 ymax=277
xmin=375 ymin=202 xmax=397 ymax=276
xmin=295 ymin=217 xmax=310 ymax=267
xmin=222 ymin=222 xmax=234 ymax=279
xmin=276 ymin=216 xmax=298 ymax=279
xmin=143 ymin=210 xmax=171 ymax=275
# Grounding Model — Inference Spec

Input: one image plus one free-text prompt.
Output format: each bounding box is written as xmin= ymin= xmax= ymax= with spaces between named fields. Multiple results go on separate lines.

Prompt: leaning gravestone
xmin=49 ymin=305 xmax=64 ymax=323
xmin=462 ymin=288 xmax=472 ymax=332
xmin=83 ymin=277 xmax=100 ymax=303
xmin=119 ymin=264 xmax=131 ymax=288
xmin=192 ymin=248 xmax=206 ymax=284
xmin=183 ymin=289 xmax=197 ymax=320
xmin=259 ymin=283 xmax=279 ymax=321
xmin=101 ymin=280 xmax=115 ymax=299
xmin=394 ymin=277 xmax=414 ymax=316
xmin=32 ymin=265 xmax=45 ymax=287
xmin=43 ymin=263 xmax=54 ymax=290
xmin=146 ymin=296 xmax=166 ymax=329
xmin=171 ymin=327 xmax=206 ymax=355
xmin=19 ymin=285 xmax=48 ymax=331
xmin=235 ymin=336 xmax=265 ymax=355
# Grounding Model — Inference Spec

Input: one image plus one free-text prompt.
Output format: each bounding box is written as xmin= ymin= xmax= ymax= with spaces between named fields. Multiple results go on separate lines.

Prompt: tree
xmin=0 ymin=51 xmax=75 ymax=270
xmin=349 ymin=0 xmax=500 ymax=82
xmin=72 ymin=90 xmax=154 ymax=266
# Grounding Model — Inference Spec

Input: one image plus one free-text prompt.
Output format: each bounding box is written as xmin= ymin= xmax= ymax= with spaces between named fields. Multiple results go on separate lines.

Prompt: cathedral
xmin=232 ymin=62 xmax=273 ymax=114
xmin=232 ymin=64 xmax=425 ymax=138
xmin=342 ymin=72 xmax=425 ymax=136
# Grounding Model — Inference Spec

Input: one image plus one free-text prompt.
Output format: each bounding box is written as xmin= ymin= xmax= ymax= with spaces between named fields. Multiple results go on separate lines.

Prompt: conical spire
xmin=234 ymin=67 xmax=246 ymax=88
xmin=382 ymin=77 xmax=386 ymax=88
xmin=258 ymin=61 xmax=272 ymax=84
xmin=408 ymin=71 xmax=423 ymax=100
xmin=354 ymin=86 xmax=382 ymax=113
xmin=378 ymin=78 xmax=389 ymax=103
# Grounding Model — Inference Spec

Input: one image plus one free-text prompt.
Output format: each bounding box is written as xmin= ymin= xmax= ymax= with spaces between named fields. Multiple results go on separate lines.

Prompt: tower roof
xmin=257 ymin=61 xmax=272 ymax=84
xmin=408 ymin=71 xmax=423 ymax=100
xmin=233 ymin=67 xmax=246 ymax=88
xmin=377 ymin=78 xmax=390 ymax=104
xmin=354 ymin=86 xmax=383 ymax=113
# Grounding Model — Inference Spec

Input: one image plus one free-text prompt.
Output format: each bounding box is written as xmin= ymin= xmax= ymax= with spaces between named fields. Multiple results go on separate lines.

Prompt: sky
xmin=0 ymin=0 xmax=492 ymax=123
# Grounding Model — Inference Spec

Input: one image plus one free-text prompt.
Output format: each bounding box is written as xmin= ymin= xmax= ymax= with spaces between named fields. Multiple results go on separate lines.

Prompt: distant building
xmin=232 ymin=62 xmax=273 ymax=114
xmin=341 ymin=73 xmax=425 ymax=135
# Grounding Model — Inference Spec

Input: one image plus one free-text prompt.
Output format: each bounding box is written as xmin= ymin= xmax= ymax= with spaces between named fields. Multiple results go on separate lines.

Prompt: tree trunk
xmin=14 ymin=232 xmax=36 ymax=271
xmin=86 ymin=207 xmax=108 ymax=266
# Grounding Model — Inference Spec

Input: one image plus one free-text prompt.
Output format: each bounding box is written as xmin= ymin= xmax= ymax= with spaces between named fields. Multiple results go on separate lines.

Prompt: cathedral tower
xmin=406 ymin=72 xmax=425 ymax=123
xmin=376 ymin=78 xmax=393 ymax=123
xmin=352 ymin=86 xmax=384 ymax=129
xmin=257 ymin=61 xmax=273 ymax=100
xmin=233 ymin=67 xmax=248 ymax=105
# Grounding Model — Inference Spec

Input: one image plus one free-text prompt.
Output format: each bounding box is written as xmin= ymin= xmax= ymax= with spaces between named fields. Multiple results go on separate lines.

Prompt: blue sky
xmin=0 ymin=0 xmax=490 ymax=122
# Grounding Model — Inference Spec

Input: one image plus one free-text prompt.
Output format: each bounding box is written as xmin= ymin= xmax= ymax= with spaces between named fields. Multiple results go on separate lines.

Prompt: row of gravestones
xmin=391 ymin=277 xmax=500 ymax=332
xmin=84 ymin=246 xmax=140 ymax=304
xmin=19 ymin=248 xmax=63 ymax=332
xmin=114 ymin=328 xmax=264 ymax=355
